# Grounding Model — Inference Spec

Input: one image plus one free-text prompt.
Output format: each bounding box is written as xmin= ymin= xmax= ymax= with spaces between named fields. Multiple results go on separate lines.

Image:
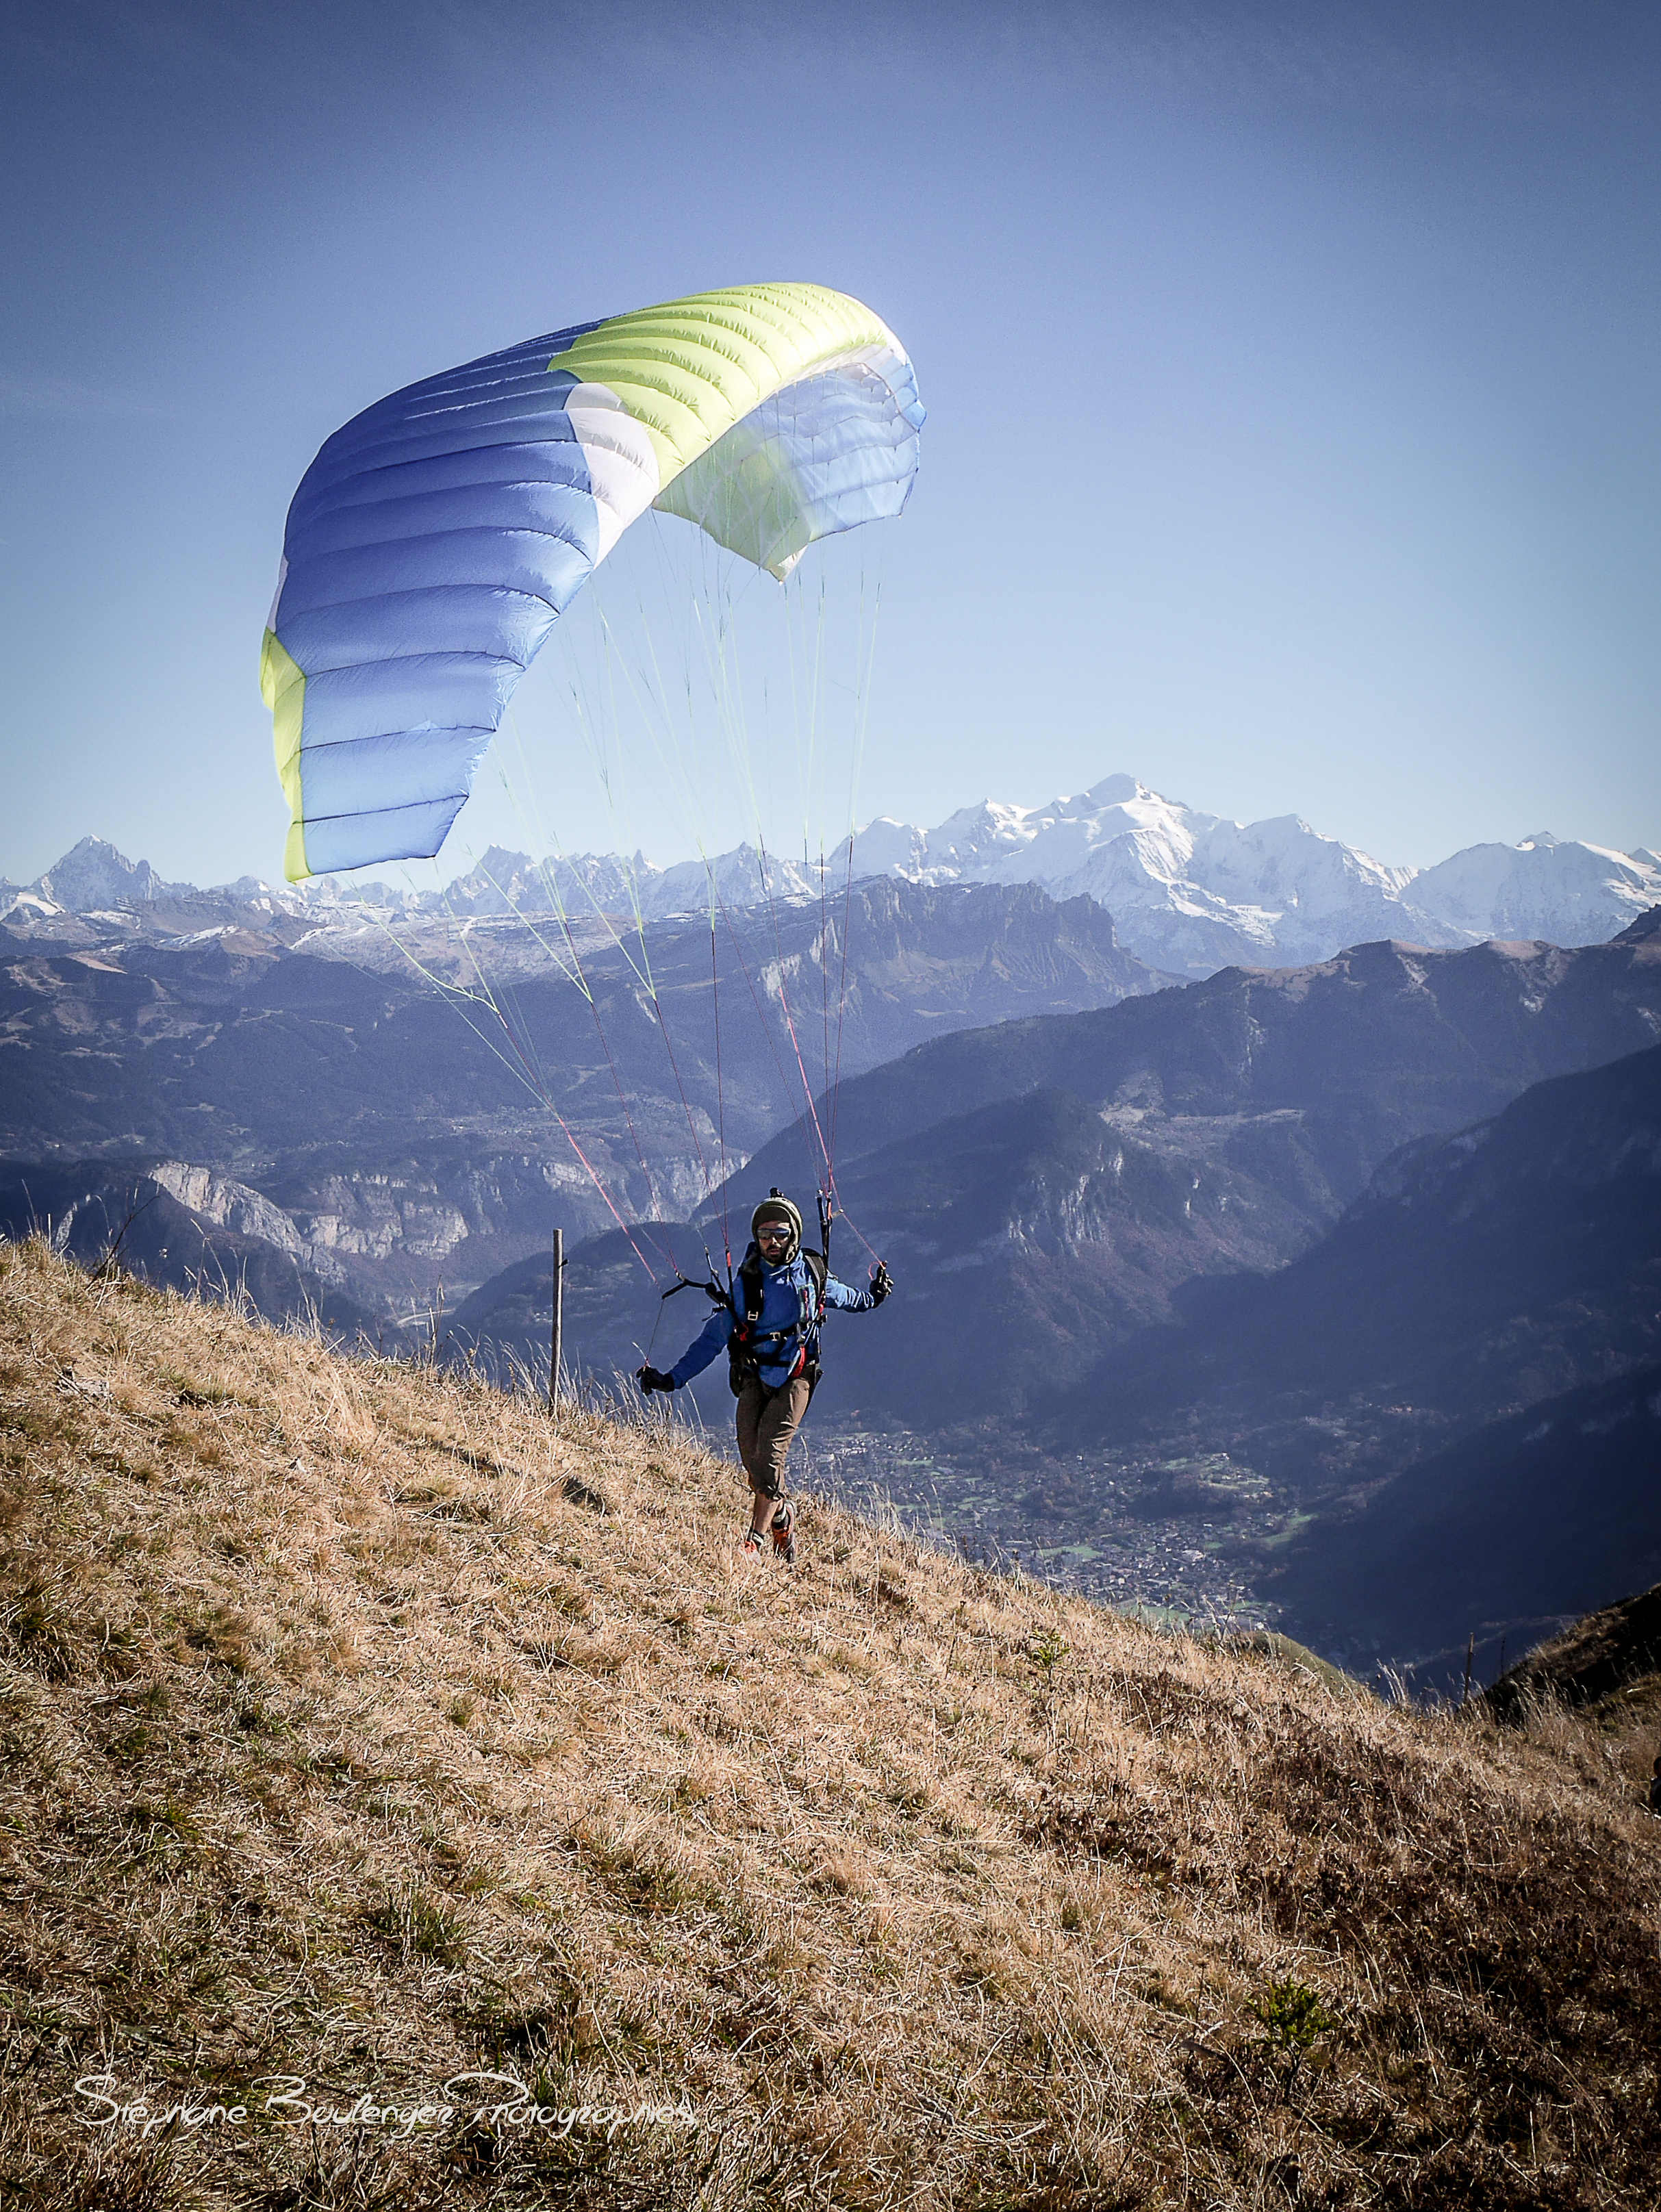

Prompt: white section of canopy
xmin=564 ymin=384 xmax=661 ymax=563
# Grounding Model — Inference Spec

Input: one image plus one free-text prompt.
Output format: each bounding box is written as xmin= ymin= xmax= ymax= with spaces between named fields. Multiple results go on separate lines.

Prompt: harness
xmin=658 ymin=1189 xmax=838 ymax=1397
xmin=726 ymin=1243 xmax=827 ymax=1397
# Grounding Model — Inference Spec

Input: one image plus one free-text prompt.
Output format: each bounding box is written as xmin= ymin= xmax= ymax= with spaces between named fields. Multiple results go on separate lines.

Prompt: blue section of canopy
xmin=304 ymin=795 xmax=477 ymax=876
xmin=273 ymin=325 xmax=607 ymax=870
xmin=778 ymin=361 xmax=923 ymax=550
xmin=661 ymin=356 xmax=925 ymax=576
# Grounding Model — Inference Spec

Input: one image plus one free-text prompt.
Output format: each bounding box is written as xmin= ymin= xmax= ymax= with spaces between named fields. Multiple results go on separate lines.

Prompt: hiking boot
xmin=771 ymin=1501 xmax=796 ymax=1566
xmin=740 ymin=1531 xmax=763 ymax=1558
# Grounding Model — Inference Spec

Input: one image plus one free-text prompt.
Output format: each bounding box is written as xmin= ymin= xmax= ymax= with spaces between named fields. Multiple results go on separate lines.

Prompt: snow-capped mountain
xmin=8 ymin=778 xmax=1659 ymax=979
xmin=28 ymin=835 xmax=177 ymax=913
xmin=848 ymin=776 xmax=1432 ymax=972
xmin=1405 ymin=831 xmax=1661 ymax=948
xmin=437 ymin=779 xmax=1661 ymax=971
xmin=432 ymin=841 xmax=831 ymax=925
xmin=872 ymin=776 xmax=1660 ymax=968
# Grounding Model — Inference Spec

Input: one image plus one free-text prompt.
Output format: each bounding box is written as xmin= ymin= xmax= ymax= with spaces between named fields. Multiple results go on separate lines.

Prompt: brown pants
xmin=735 ymin=1376 xmax=812 ymax=1501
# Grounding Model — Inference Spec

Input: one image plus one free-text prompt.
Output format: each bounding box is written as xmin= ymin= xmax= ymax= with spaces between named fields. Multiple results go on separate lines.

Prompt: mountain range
xmin=0 ymin=878 xmax=1168 ymax=1303
xmin=8 ymin=780 xmax=1660 ymax=1682
xmin=455 ymin=910 xmax=1661 ymax=1424
xmin=848 ymin=776 xmax=1661 ymax=975
xmin=8 ymin=771 xmax=1660 ymax=978
xmin=429 ymin=910 xmax=1661 ymax=1679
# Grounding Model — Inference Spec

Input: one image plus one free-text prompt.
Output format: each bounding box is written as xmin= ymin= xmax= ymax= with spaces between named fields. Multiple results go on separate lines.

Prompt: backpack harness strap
xmin=726 ymin=1242 xmax=827 ymax=1397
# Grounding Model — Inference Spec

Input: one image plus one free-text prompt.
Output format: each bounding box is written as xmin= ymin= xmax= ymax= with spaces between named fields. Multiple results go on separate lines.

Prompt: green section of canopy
xmin=259 ymin=629 xmax=309 ymax=880
xmin=552 ymin=284 xmax=896 ymax=487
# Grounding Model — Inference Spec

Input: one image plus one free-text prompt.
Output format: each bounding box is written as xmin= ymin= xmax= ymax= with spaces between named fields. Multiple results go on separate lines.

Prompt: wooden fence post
xmin=548 ymin=1228 xmax=563 ymax=1414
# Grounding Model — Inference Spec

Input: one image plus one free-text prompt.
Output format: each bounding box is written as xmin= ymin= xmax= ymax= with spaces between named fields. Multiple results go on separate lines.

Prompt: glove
xmin=868 ymin=1262 xmax=893 ymax=1306
xmin=636 ymin=1364 xmax=676 ymax=1395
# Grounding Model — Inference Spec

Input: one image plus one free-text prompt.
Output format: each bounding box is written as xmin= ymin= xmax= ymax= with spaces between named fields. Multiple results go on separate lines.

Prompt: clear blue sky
xmin=3 ymin=0 xmax=1659 ymax=887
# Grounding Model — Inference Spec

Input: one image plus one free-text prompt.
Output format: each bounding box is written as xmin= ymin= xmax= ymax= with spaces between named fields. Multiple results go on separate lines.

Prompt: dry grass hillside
xmin=2 ymin=1239 xmax=1660 ymax=2212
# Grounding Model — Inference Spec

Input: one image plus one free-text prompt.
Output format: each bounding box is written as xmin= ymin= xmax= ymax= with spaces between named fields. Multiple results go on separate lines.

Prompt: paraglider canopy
xmin=261 ymin=283 xmax=924 ymax=882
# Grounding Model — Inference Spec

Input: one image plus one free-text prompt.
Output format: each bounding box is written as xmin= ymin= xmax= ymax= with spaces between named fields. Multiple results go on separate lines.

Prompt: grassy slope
xmin=1490 ymin=1584 xmax=1661 ymax=1753
xmin=1 ymin=1241 xmax=1659 ymax=2212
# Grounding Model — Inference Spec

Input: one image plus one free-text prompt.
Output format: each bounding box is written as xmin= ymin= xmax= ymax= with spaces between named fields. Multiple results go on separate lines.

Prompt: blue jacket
xmin=668 ymin=1254 xmax=877 ymax=1390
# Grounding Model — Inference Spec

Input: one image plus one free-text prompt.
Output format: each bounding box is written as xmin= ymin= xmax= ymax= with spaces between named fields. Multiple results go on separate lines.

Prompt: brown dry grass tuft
xmin=1 ymin=1236 xmax=1658 ymax=2209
